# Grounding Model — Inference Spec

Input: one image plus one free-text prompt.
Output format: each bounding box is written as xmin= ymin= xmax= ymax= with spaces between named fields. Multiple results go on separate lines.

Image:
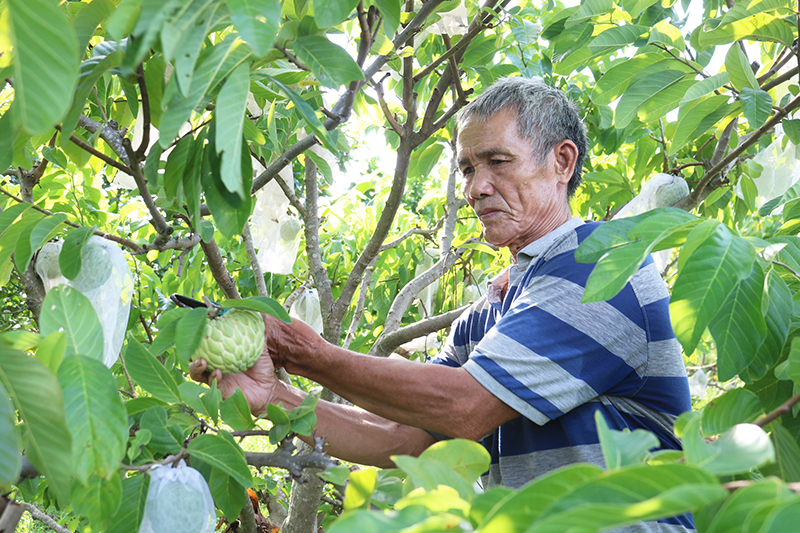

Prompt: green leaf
xmin=8 ymin=0 xmax=80 ymax=135
xmin=708 ymin=263 xmax=768 ymax=381
xmin=392 ymin=439 xmax=490 ymax=499
xmin=267 ymin=402 xmax=290 ymax=425
xmin=228 ymin=0 xmax=281 ymax=56
xmin=745 ymin=270 xmax=793 ymax=380
xmin=175 ymin=307 xmax=209 ymax=365
xmin=616 ymin=69 xmax=687 ymax=129
xmin=374 ymin=0 xmax=401 ymax=36
xmin=697 ymin=478 xmax=788 ymax=533
xmin=343 ymin=467 xmax=378 ymax=510
xmin=683 ymin=413 xmax=775 ymax=475
xmin=783 ymin=119 xmax=800 ymax=144
xmin=680 ymin=73 xmax=731 ymax=105
xmin=312 ymin=0 xmax=358 ymax=28
xmin=139 ymin=406 xmax=183 ymax=454
xmin=670 ymin=223 xmax=756 ymax=355
xmin=123 ymin=337 xmax=181 ymax=404
xmin=582 ymin=241 xmax=651 ymax=303
xmin=106 ymin=474 xmax=149 ymax=533
xmin=588 ymin=25 xmax=648 ymax=55
xmin=200 ymin=133 xmax=252 ymax=239
xmin=208 ymin=466 xmax=248 ymax=521
xmin=480 ymin=464 xmax=604 ymax=532
xmin=720 ymin=0 xmax=794 ymax=26
xmin=163 ymin=134 xmax=193 ymax=202
xmin=263 ymin=75 xmax=329 ymax=144
xmin=671 ymin=96 xmax=735 ymax=154
xmin=621 ymin=0 xmax=660 ymax=17
xmin=701 ymin=388 xmax=764 ymax=436
xmin=127 ymin=428 xmax=151 ymax=462
xmin=58 ymin=355 xmax=128 ymax=483
xmin=318 ymin=465 xmax=351 ymax=486
xmin=70 ymin=474 xmax=123 ymax=530
xmin=0 ymin=347 xmax=72 ymax=503
xmin=591 ymin=53 xmax=668 ymax=106
xmin=292 ymin=35 xmax=365 ymax=88
xmin=187 ymin=433 xmax=252 ymax=488
xmin=73 ymin=0 xmax=116 ymax=52
xmin=567 ymin=0 xmax=613 ymax=22
xmin=647 ymin=20 xmax=685 ymax=51
xmin=221 ymin=296 xmax=292 ymax=322
xmin=725 ymin=44 xmax=759 ymax=91
xmin=0 ymin=379 xmax=21 ymax=492
xmin=697 ymin=12 xmax=795 ymax=49
xmin=220 ymin=388 xmax=255 ymax=431
xmin=39 ymin=286 xmax=104 ymax=362
xmin=17 ymin=213 xmax=68 ymax=273
xmin=0 ymin=203 xmax=33 ymax=237
xmin=596 ymin=411 xmax=659 ymax=470
xmin=216 ymin=63 xmax=251 ymax=198
xmin=763 ymin=423 xmax=800 ymax=482
xmin=741 ymin=87 xmax=773 ymax=129
xmin=59 ymin=225 xmax=96 ymax=280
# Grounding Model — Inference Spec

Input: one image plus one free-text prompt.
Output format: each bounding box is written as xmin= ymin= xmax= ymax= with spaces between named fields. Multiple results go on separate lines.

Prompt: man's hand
xmin=189 ymin=338 xmax=278 ymax=417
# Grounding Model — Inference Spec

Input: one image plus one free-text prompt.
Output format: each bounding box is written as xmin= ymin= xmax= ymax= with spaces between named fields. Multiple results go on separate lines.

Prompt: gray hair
xmin=456 ymin=77 xmax=588 ymax=197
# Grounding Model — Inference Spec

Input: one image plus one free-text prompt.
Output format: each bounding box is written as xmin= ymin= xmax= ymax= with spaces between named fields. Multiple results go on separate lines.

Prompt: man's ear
xmin=552 ymin=140 xmax=579 ymax=184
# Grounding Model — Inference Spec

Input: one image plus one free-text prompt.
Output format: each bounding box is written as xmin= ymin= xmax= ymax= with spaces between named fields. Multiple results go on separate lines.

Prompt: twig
xmin=119 ymin=343 xmax=138 ymax=397
xmin=122 ymin=138 xmax=172 ymax=239
xmin=274 ymin=45 xmax=311 ymax=71
xmin=343 ymin=258 xmax=375 ymax=350
xmin=200 ymin=238 xmax=241 ymax=299
xmin=243 ymin=223 xmax=269 ymax=298
xmin=412 ymin=22 xmax=488 ymax=83
xmin=373 ymin=305 xmax=469 ymax=357
xmin=283 ymin=279 xmax=313 ymax=311
xmin=77 ymin=114 xmax=129 ymax=165
xmin=54 ymin=124 xmax=132 ymax=174
xmin=18 ymin=502 xmax=71 ymax=533
xmin=379 ymin=219 xmax=444 ymax=252
xmin=723 ymin=480 xmax=800 ymax=492
xmin=677 ymin=94 xmax=800 ymax=209
xmin=121 ymin=450 xmax=188 ymax=471
xmin=244 ymin=434 xmax=338 ymax=479
xmin=762 ymin=66 xmax=799 ymax=92
xmin=773 ymin=260 xmax=800 ymax=280
xmin=659 ymin=119 xmax=670 ymax=172
xmin=667 ymin=162 xmax=706 ymax=174
xmin=373 ymin=76 xmax=404 ymax=137
xmin=135 ymin=64 xmax=151 ymax=159
xmin=442 ymin=34 xmax=466 ymax=102
xmin=755 ymin=390 xmax=800 ymax=427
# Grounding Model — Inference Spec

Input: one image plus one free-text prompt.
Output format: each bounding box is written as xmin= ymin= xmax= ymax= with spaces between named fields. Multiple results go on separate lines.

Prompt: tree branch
xmin=343 ymin=258 xmax=375 ymax=350
xmin=373 ymin=76 xmax=405 ymax=137
xmin=18 ymin=502 xmax=71 ymax=533
xmin=677 ymin=94 xmax=800 ymax=210
xmin=122 ymin=138 xmax=172 ymax=239
xmin=244 ymin=435 xmax=338 ymax=479
xmin=54 ymin=124 xmax=132 ymax=174
xmin=135 ymin=64 xmax=151 ymax=159
xmin=755 ymin=390 xmax=800 ymax=427
xmin=243 ymin=223 xmax=269 ymax=298
xmin=372 ymin=305 xmax=468 ymax=357
xmin=200 ymin=238 xmax=241 ymax=299
xmin=77 ymin=114 xmax=129 ymax=165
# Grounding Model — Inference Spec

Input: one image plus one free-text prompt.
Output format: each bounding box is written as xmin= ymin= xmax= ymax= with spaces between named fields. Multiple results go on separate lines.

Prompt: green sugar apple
xmin=194 ymin=308 xmax=266 ymax=374
xmin=71 ymin=242 xmax=113 ymax=291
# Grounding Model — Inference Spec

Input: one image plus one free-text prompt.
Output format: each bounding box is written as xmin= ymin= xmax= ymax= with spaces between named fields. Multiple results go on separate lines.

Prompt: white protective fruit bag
xmin=250 ymin=163 xmax=303 ymax=275
xmin=138 ymin=461 xmax=216 ymax=533
xmin=35 ymin=236 xmax=133 ymax=368
xmin=289 ymin=288 xmax=324 ymax=334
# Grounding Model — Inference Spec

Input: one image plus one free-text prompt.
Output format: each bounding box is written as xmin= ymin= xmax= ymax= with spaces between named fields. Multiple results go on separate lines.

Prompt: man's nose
xmin=466 ymin=166 xmax=494 ymax=200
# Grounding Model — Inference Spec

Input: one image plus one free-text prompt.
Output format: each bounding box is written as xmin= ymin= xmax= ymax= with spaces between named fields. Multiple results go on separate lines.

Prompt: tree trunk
xmin=281 ymin=459 xmax=325 ymax=533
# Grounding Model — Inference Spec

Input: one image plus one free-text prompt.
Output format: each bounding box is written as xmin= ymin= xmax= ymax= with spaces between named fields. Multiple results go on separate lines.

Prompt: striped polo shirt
xmin=432 ymin=217 xmax=693 ymax=531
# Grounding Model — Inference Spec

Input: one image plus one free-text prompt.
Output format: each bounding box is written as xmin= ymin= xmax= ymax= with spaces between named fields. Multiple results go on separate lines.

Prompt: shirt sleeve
xmin=462 ymin=250 xmax=650 ymax=425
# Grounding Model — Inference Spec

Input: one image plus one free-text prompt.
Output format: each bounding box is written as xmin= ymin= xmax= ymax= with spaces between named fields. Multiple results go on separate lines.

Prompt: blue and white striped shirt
xmin=432 ymin=218 xmax=693 ymax=531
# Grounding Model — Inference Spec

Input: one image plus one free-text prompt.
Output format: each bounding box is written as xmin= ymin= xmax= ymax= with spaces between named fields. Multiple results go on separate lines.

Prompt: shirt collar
xmin=514 ymin=216 xmax=584 ymax=270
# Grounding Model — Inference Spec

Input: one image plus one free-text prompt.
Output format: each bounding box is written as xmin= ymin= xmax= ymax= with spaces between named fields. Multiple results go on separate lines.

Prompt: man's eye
xmin=461 ymin=167 xmax=474 ymax=176
xmin=490 ymin=159 xmax=506 ymax=166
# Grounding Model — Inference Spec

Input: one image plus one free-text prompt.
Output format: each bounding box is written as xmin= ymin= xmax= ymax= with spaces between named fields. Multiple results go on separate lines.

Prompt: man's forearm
xmin=269 ymin=380 xmax=435 ymax=468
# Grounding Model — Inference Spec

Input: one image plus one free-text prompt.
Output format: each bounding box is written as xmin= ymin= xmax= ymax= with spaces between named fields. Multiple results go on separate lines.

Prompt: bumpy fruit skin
xmin=72 ymin=243 xmax=113 ymax=291
xmin=194 ymin=309 xmax=266 ymax=374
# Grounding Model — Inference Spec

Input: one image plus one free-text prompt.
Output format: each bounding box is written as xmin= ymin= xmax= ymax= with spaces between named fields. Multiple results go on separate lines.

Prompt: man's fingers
xmin=189 ymin=358 xmax=209 ymax=383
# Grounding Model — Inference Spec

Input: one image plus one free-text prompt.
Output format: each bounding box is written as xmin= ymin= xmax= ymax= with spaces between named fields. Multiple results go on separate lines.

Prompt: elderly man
xmin=191 ymin=77 xmax=692 ymax=529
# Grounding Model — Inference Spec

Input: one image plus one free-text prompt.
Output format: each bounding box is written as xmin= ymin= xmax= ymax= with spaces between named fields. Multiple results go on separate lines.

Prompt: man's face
xmin=457 ymin=107 xmax=572 ymax=254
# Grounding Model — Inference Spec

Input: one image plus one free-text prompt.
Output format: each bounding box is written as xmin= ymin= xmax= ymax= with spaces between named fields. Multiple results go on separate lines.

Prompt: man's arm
xmin=264 ymin=316 xmax=521 ymax=442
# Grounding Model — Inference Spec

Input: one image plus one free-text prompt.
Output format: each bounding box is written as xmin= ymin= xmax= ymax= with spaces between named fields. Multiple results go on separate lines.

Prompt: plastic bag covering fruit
xmin=195 ymin=308 xmax=266 ymax=374
xmin=736 ymin=127 xmax=800 ymax=211
xmin=612 ymin=173 xmax=690 ymax=274
xmin=35 ymin=236 xmax=133 ymax=368
xmin=250 ymin=160 xmax=302 ymax=275
xmin=289 ymin=288 xmax=323 ymax=334
xmin=139 ymin=460 xmax=215 ymax=533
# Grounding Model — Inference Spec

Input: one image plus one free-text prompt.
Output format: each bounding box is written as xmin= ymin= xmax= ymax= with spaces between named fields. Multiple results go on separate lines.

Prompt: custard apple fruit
xmin=194 ymin=308 xmax=265 ymax=373
xmin=71 ymin=242 xmax=113 ymax=291
xmin=36 ymin=241 xmax=64 ymax=279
